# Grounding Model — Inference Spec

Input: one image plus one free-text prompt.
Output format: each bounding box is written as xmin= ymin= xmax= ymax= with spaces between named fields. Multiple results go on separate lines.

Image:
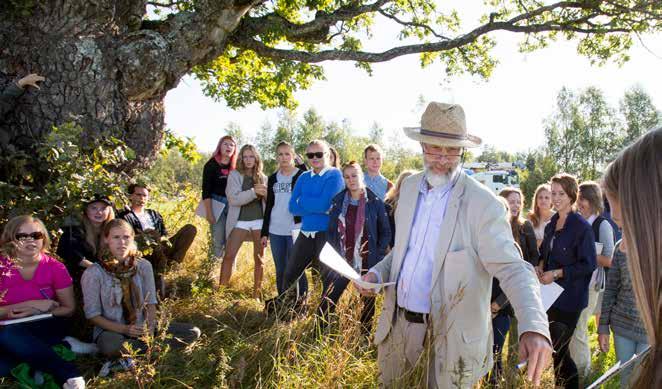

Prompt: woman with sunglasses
xmin=323 ymin=161 xmax=390 ymax=333
xmin=538 ymin=173 xmax=597 ymax=389
xmin=202 ymin=135 xmax=238 ymax=260
xmin=57 ymin=194 xmax=115 ymax=282
xmin=0 ymin=215 xmax=86 ymax=389
xmin=275 ymin=140 xmax=344 ymax=311
xmin=81 ymin=219 xmax=200 ymax=370
xmin=219 ymin=144 xmax=268 ymax=298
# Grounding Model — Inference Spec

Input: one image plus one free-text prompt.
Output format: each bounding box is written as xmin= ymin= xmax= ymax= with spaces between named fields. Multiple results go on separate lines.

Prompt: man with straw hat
xmin=358 ymin=102 xmax=552 ymax=388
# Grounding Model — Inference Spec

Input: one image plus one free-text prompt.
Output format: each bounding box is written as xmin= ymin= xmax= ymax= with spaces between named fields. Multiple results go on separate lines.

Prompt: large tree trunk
xmin=0 ymin=0 xmax=249 ymax=171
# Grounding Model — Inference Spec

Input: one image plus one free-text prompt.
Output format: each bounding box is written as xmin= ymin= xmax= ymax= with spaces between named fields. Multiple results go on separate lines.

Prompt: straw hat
xmin=404 ymin=102 xmax=482 ymax=148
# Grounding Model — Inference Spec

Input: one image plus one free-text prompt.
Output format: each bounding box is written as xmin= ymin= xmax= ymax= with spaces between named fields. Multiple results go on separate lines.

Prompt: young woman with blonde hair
xmin=323 ymin=161 xmax=391 ymax=333
xmin=81 ymin=219 xmax=199 ymax=371
xmin=602 ymin=126 xmax=661 ymax=388
xmin=57 ymin=195 xmax=115 ymax=281
xmin=527 ymin=184 xmax=554 ymax=248
xmin=272 ymin=139 xmax=344 ymax=311
xmin=219 ymin=144 xmax=268 ymax=298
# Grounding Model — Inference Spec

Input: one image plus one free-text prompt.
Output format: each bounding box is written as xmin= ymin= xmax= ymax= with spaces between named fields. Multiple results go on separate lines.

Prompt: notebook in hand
xmin=0 ymin=313 xmax=53 ymax=326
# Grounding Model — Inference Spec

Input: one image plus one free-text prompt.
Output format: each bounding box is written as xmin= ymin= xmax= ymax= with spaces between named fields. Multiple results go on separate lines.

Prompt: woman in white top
xmin=569 ymin=181 xmax=615 ymax=378
xmin=527 ymin=184 xmax=554 ymax=248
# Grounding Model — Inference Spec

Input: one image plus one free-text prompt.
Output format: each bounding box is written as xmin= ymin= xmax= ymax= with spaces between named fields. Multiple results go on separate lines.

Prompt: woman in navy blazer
xmin=538 ymin=173 xmax=597 ymax=389
xmin=322 ymin=161 xmax=391 ymax=334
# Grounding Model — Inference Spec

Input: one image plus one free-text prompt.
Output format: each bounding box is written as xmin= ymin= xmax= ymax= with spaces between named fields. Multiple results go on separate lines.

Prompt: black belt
xmin=398 ymin=306 xmax=429 ymax=324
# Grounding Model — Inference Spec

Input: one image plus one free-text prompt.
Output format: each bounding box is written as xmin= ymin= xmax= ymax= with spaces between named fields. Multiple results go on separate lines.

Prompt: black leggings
xmin=547 ymin=307 xmax=581 ymax=389
xmin=281 ymin=231 xmax=326 ymax=297
xmin=318 ymin=269 xmax=376 ymax=333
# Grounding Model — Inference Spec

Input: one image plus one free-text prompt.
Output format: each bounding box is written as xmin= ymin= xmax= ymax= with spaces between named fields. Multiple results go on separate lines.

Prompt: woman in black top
xmin=57 ymin=194 xmax=115 ymax=282
xmin=491 ymin=188 xmax=540 ymax=381
xmin=202 ymin=135 xmax=237 ymax=259
xmin=499 ymin=187 xmax=539 ymax=266
xmin=538 ymin=174 xmax=596 ymax=389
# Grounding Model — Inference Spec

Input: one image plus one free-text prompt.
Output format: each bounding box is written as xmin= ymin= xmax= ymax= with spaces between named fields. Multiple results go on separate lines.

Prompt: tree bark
xmin=0 ymin=0 xmax=248 ymax=169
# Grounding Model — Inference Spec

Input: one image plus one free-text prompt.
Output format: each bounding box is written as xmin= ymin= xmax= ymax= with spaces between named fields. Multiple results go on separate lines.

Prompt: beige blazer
xmin=372 ymin=171 xmax=551 ymax=388
xmin=225 ymin=170 xmax=267 ymax=239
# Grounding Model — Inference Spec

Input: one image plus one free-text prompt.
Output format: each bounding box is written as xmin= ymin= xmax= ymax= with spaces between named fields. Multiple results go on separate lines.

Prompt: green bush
xmin=0 ymin=123 xmax=133 ymax=235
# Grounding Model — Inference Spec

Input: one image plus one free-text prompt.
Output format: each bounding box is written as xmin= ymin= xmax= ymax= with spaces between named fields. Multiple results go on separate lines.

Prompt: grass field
xmin=0 ymin=191 xmax=621 ymax=388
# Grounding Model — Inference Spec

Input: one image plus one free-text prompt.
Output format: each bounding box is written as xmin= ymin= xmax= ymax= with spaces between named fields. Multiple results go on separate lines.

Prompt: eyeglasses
xmin=422 ymin=145 xmax=464 ymax=159
xmin=15 ymin=232 xmax=45 ymax=241
xmin=306 ymin=152 xmax=325 ymax=159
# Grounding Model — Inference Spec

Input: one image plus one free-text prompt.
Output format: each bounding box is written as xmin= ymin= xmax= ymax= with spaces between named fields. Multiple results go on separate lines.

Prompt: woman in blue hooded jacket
xmin=321 ymin=161 xmax=391 ymax=334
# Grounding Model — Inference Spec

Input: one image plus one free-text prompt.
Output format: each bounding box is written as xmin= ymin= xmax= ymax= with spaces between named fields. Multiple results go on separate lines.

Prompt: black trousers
xmin=318 ymin=269 xmax=376 ymax=333
xmin=281 ymin=231 xmax=326 ymax=298
xmin=548 ymin=307 xmax=582 ymax=389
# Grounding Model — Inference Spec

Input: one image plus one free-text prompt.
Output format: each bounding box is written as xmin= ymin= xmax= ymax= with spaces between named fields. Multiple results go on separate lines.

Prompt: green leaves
xmin=193 ymin=47 xmax=325 ymax=110
xmin=0 ymin=123 xmax=134 ymax=234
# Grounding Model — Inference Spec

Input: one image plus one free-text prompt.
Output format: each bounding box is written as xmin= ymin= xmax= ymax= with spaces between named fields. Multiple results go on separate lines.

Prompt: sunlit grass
xmin=0 ymin=191 xmax=622 ymax=388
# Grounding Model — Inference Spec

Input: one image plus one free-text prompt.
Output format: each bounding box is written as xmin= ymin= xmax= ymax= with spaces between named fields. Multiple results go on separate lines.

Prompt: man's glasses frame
xmin=306 ymin=152 xmax=325 ymax=159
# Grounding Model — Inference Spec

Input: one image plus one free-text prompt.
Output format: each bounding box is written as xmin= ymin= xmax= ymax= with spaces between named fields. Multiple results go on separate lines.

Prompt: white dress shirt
xmin=396 ymin=176 xmax=452 ymax=314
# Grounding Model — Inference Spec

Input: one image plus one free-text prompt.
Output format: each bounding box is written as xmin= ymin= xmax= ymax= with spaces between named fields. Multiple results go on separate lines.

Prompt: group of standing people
xmin=489 ymin=174 xmax=648 ymax=389
xmin=202 ymin=134 xmax=398 ymax=332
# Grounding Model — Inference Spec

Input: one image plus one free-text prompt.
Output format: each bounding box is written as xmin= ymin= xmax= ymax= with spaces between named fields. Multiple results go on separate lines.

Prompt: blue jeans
xmin=489 ymin=312 xmax=511 ymax=383
xmin=270 ymin=233 xmax=307 ymax=296
xmin=0 ymin=317 xmax=80 ymax=384
xmin=210 ymin=195 xmax=229 ymax=258
xmin=613 ymin=333 xmax=649 ymax=388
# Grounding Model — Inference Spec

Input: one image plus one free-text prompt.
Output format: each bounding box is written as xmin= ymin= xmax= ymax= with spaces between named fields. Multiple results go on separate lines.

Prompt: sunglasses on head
xmin=15 ymin=232 xmax=45 ymax=241
xmin=306 ymin=152 xmax=325 ymax=159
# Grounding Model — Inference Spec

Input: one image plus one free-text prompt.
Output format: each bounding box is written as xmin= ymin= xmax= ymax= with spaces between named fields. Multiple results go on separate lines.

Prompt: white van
xmin=470 ymin=170 xmax=520 ymax=195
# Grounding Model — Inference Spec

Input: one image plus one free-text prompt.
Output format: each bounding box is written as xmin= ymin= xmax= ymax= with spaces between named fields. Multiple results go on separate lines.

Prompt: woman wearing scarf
xmin=201 ymin=135 xmax=238 ymax=259
xmin=322 ymin=161 xmax=391 ymax=334
xmin=81 ymin=219 xmax=200 ymax=374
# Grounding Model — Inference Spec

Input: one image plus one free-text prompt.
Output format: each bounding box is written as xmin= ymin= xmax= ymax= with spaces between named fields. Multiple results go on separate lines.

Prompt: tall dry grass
xmin=0 ymin=187 xmax=619 ymax=388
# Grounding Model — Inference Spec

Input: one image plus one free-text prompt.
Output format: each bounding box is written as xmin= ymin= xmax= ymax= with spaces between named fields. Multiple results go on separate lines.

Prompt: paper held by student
xmin=195 ymin=199 xmax=225 ymax=223
xmin=319 ymin=243 xmax=395 ymax=290
xmin=586 ymin=345 xmax=651 ymax=389
xmin=0 ymin=313 xmax=53 ymax=326
xmin=540 ymin=282 xmax=564 ymax=311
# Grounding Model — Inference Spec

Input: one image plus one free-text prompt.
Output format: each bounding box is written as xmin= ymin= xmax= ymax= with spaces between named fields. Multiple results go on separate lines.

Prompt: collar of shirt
xmin=587 ymin=214 xmax=598 ymax=224
xmin=311 ymin=166 xmax=331 ymax=177
xmin=300 ymin=230 xmax=318 ymax=238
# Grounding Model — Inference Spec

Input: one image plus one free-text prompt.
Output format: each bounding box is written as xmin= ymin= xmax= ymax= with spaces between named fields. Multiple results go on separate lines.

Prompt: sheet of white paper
xmin=586 ymin=345 xmax=651 ymax=389
xmin=319 ymin=243 xmax=394 ymax=290
xmin=0 ymin=313 xmax=53 ymax=326
xmin=540 ymin=282 xmax=564 ymax=311
xmin=195 ymin=199 xmax=225 ymax=223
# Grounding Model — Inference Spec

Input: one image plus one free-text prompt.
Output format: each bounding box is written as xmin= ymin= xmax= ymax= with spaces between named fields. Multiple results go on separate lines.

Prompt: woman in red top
xmin=0 ymin=215 xmax=86 ymax=389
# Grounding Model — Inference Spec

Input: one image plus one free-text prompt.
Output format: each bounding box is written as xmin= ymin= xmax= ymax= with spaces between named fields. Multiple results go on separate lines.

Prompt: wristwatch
xmin=553 ymin=269 xmax=561 ymax=281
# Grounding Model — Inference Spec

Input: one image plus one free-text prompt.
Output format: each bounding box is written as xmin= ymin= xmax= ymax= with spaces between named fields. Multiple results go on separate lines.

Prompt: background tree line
xmin=150 ymin=84 xmax=660 ymax=209
xmin=1 ymin=84 xmax=658 ymax=234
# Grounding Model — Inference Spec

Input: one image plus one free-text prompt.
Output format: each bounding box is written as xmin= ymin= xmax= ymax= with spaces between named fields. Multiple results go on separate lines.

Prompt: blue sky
xmin=163 ymin=11 xmax=662 ymax=154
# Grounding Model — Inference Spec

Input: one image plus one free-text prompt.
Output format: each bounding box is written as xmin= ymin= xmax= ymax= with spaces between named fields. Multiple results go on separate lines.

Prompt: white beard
xmin=424 ymin=163 xmax=460 ymax=188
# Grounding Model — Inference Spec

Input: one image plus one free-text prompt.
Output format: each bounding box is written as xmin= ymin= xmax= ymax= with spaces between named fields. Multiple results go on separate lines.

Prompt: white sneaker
xmin=63 ymin=336 xmax=99 ymax=355
xmin=63 ymin=376 xmax=86 ymax=389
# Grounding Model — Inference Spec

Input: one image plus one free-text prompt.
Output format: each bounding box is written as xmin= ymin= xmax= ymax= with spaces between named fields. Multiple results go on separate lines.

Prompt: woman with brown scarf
xmin=81 ymin=219 xmax=200 ymax=375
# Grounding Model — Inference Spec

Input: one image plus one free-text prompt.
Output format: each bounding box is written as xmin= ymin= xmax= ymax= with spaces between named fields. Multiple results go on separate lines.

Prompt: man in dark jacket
xmin=118 ymin=183 xmax=197 ymax=295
